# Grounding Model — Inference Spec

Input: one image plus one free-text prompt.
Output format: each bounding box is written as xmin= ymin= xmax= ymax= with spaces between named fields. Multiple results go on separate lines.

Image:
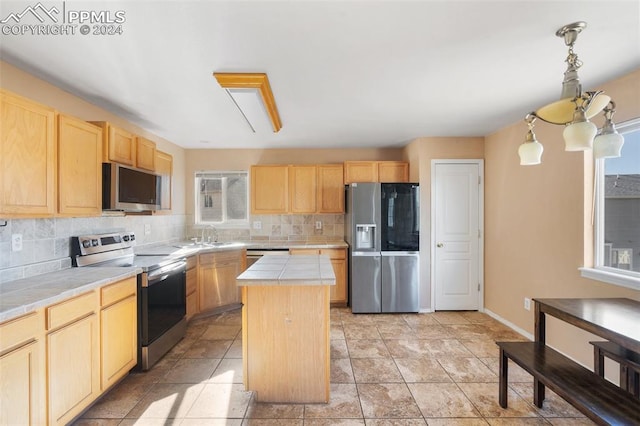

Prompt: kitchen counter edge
xmin=0 ymin=267 xmax=141 ymax=323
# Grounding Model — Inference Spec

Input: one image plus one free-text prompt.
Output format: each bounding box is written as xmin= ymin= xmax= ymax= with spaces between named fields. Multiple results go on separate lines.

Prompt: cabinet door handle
xmin=436 ymin=243 xmax=444 ymax=248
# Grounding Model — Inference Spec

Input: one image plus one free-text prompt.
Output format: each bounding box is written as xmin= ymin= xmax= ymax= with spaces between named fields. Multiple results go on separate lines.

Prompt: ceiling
xmin=1 ymin=1 xmax=639 ymax=149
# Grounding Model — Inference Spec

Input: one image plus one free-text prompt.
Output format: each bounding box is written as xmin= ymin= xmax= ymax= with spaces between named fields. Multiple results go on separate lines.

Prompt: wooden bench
xmin=591 ymin=340 xmax=640 ymax=397
xmin=497 ymin=341 xmax=640 ymax=426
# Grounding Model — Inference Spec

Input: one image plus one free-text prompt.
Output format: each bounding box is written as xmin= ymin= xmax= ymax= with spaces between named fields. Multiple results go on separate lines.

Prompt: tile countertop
xmin=237 ymin=254 xmax=336 ymax=286
xmin=0 ymin=241 xmax=347 ymax=324
xmin=134 ymin=240 xmax=348 ymax=257
xmin=245 ymin=240 xmax=348 ymax=250
xmin=0 ymin=267 xmax=141 ymax=323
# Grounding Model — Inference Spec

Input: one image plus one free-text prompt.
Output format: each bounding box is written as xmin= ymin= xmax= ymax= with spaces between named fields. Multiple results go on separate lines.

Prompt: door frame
xmin=430 ymin=159 xmax=484 ymax=312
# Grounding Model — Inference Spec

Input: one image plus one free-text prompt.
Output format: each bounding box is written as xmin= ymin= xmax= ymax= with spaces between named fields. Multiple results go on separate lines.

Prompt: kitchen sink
xmin=173 ymin=241 xmax=244 ymax=249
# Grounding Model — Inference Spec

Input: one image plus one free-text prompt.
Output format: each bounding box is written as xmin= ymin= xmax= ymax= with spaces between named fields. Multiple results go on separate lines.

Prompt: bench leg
xmin=620 ymin=365 xmax=629 ymax=392
xmin=533 ymin=379 xmax=545 ymax=408
xmin=499 ymin=348 xmax=508 ymax=408
xmin=594 ymin=346 xmax=605 ymax=377
xmin=631 ymin=371 xmax=640 ymax=398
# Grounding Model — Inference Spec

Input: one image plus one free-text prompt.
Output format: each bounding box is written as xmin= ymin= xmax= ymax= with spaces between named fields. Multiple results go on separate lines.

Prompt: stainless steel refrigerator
xmin=345 ymin=182 xmax=420 ymax=313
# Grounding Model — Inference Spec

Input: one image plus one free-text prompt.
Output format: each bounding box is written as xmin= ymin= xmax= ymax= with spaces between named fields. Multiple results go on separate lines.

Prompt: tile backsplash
xmin=0 ymin=213 xmax=345 ymax=284
xmin=0 ymin=214 xmax=186 ymax=284
xmin=186 ymin=214 xmax=345 ymax=243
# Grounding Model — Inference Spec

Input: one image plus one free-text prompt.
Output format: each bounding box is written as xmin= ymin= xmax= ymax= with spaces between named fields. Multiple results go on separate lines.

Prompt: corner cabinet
xmin=289 ymin=248 xmax=348 ymax=305
xmin=0 ymin=90 xmax=56 ymax=217
xmin=251 ymin=165 xmax=289 ymax=214
xmin=198 ymin=249 xmax=247 ymax=313
xmin=57 ymin=115 xmax=102 ymax=216
xmin=0 ymin=311 xmax=46 ymax=425
xmin=344 ymin=161 xmax=409 ymax=184
xmin=91 ymin=121 xmax=136 ymax=166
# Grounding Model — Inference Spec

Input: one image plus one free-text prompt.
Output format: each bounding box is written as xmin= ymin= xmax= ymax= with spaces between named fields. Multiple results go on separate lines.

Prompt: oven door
xmin=139 ymin=260 xmax=187 ymax=346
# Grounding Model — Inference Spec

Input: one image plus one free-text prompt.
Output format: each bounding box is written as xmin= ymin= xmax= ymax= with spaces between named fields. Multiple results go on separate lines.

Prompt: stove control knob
xmin=82 ymin=240 xmax=91 ymax=248
xmin=91 ymin=239 xmax=99 ymax=247
xmin=123 ymin=235 xmax=130 ymax=242
xmin=130 ymin=234 xmax=136 ymax=241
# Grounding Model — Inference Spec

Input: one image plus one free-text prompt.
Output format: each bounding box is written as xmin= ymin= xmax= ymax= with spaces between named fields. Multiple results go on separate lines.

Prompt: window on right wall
xmin=593 ymin=118 xmax=640 ymax=285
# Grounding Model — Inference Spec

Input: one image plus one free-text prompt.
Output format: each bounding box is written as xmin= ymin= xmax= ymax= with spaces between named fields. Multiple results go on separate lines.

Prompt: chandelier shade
xmin=520 ymin=22 xmax=623 ymax=165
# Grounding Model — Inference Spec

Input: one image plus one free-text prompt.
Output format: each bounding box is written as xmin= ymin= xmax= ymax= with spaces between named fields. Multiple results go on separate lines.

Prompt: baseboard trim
xmin=483 ymin=308 xmax=534 ymax=341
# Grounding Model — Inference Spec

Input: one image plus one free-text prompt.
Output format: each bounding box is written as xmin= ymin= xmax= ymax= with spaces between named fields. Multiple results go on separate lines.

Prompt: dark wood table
xmin=532 ymin=298 xmax=640 ymax=405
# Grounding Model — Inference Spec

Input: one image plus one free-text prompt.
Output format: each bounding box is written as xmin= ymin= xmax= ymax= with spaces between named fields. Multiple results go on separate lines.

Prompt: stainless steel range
xmin=71 ymin=231 xmax=187 ymax=371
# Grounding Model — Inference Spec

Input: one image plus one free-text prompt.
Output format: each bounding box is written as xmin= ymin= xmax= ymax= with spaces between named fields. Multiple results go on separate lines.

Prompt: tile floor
xmin=74 ymin=308 xmax=594 ymax=425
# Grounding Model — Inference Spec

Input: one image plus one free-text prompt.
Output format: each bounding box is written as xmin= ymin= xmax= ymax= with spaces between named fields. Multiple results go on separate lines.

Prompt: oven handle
xmin=146 ymin=260 xmax=187 ymax=286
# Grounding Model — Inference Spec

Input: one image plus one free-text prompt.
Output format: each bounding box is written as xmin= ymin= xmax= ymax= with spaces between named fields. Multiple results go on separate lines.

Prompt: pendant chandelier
xmin=518 ymin=22 xmax=625 ymax=166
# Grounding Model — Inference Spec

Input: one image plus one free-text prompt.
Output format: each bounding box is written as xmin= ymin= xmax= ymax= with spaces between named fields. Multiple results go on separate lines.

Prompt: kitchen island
xmin=237 ymin=254 xmax=335 ymax=403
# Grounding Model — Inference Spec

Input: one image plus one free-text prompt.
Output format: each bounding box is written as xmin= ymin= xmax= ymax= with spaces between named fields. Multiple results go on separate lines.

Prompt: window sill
xmin=580 ymin=267 xmax=640 ymax=291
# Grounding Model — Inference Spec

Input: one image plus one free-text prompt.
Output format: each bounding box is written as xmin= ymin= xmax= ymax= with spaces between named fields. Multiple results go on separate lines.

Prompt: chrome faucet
xmin=208 ymin=225 xmax=218 ymax=243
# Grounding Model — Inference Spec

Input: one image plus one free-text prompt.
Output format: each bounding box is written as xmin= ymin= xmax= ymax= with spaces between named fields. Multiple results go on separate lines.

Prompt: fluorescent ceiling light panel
xmin=213 ymin=73 xmax=282 ymax=133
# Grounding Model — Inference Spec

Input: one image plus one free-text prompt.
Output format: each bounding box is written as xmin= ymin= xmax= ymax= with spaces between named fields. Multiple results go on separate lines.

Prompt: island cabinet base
xmin=242 ymin=285 xmax=330 ymax=403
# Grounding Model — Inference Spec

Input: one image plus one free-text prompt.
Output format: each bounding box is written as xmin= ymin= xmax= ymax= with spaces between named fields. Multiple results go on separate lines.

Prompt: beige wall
xmin=403 ymin=137 xmax=485 ymax=310
xmin=0 ymin=61 xmax=187 ymax=214
xmin=184 ymin=148 xmax=404 ymax=216
xmin=484 ymin=68 xmax=640 ymax=367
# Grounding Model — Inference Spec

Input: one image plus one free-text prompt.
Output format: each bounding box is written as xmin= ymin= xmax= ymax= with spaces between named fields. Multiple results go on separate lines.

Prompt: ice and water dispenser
xmin=355 ymin=224 xmax=376 ymax=250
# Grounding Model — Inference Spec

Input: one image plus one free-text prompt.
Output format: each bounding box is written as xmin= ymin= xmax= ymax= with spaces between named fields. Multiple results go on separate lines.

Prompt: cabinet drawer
xmin=186 ymin=255 xmax=197 ymax=270
xmin=0 ymin=310 xmax=42 ymax=353
xmin=186 ymin=268 xmax=197 ymax=295
xmin=320 ymin=248 xmax=346 ymax=260
xmin=290 ymin=249 xmax=320 ymax=255
xmin=101 ymin=277 xmax=136 ymax=307
xmin=46 ymin=291 xmax=96 ymax=331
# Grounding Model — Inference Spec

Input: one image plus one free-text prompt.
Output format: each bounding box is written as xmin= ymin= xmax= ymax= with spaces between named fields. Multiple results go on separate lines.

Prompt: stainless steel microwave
xmin=102 ymin=163 xmax=161 ymax=211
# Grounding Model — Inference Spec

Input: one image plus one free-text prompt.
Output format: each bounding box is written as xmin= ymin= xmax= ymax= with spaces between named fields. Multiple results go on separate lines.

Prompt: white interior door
xmin=433 ymin=162 xmax=481 ymax=310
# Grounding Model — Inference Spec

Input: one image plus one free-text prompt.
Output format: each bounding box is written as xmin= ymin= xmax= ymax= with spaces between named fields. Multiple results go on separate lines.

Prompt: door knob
xmin=437 ymin=243 xmax=444 ymax=248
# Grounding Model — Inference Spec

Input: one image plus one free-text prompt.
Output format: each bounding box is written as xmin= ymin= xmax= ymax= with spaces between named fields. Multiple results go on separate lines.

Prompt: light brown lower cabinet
xmin=46 ymin=291 xmax=100 ymax=426
xmin=0 ymin=276 xmax=139 ymax=425
xmin=186 ymin=256 xmax=198 ymax=320
xmin=0 ymin=310 xmax=45 ymax=425
xmin=100 ymin=278 xmax=137 ymax=390
xmin=199 ymin=249 xmax=246 ymax=312
xmin=289 ymin=248 xmax=348 ymax=306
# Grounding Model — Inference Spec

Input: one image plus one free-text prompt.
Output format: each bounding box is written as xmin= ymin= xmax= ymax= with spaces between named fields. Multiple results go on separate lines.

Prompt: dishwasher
xmin=246 ymin=248 xmax=290 ymax=267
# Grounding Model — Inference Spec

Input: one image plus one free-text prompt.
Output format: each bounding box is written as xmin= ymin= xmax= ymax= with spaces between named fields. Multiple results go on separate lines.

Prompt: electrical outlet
xmin=253 ymin=221 xmax=262 ymax=230
xmin=524 ymin=297 xmax=531 ymax=311
xmin=144 ymin=223 xmax=151 ymax=235
xmin=315 ymin=221 xmax=322 ymax=230
xmin=11 ymin=233 xmax=23 ymax=252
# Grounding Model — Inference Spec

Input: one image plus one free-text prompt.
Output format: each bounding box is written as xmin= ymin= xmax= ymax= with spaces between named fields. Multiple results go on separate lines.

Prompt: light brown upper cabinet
xmin=136 ymin=137 xmax=156 ymax=171
xmin=155 ymin=150 xmax=173 ymax=211
xmin=289 ymin=165 xmax=317 ymax=213
xmin=343 ymin=161 xmax=378 ymax=183
xmin=58 ymin=115 xmax=102 ymax=216
xmin=90 ymin=122 xmax=136 ymax=166
xmin=251 ymin=165 xmax=289 ymax=214
xmin=251 ymin=164 xmax=345 ymax=214
xmin=317 ymin=164 xmax=344 ymax=213
xmin=344 ymin=161 xmax=409 ymax=184
xmin=0 ymin=90 xmax=57 ymax=217
xmin=378 ymin=161 xmax=409 ymax=183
